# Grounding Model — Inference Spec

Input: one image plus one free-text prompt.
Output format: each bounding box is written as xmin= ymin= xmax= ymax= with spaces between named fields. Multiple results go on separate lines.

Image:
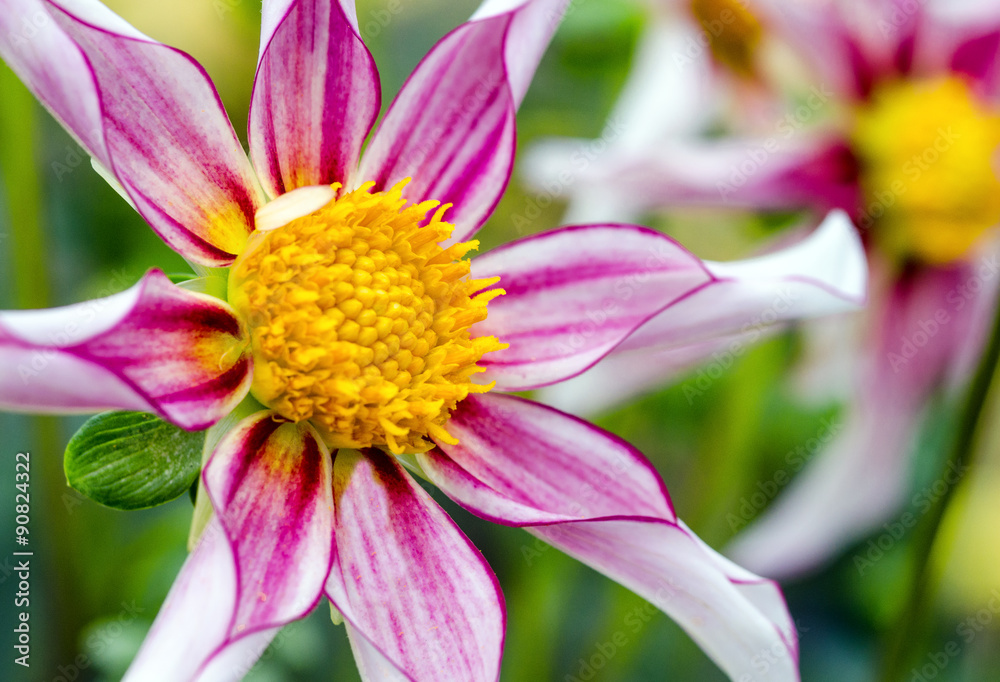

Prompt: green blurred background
xmin=2 ymin=1 xmax=1000 ymax=680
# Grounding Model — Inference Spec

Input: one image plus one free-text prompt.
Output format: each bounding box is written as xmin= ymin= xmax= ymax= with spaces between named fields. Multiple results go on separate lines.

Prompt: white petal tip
xmin=255 ymin=185 xmax=337 ymax=232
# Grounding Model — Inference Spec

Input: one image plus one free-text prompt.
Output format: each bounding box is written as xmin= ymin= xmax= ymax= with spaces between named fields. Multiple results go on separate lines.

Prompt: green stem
xmin=880 ymin=277 xmax=1000 ymax=680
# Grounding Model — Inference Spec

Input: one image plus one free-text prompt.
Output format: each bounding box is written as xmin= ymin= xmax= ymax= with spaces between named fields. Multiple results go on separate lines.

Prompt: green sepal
xmin=64 ymin=411 xmax=204 ymax=511
xmin=166 ymin=272 xmax=197 ymax=285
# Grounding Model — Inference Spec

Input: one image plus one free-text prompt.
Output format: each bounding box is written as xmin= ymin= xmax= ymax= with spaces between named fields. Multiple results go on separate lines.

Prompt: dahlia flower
xmin=0 ymin=0 xmax=868 ymax=678
xmin=525 ymin=0 xmax=1000 ymax=577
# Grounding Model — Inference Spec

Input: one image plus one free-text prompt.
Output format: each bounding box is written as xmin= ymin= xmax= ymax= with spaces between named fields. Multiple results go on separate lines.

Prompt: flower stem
xmin=880 ymin=277 xmax=1000 ymax=680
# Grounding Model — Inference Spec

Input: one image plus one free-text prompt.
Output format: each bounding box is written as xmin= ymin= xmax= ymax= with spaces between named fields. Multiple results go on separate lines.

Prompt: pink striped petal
xmin=249 ymin=0 xmax=380 ymax=197
xmin=358 ymin=0 xmax=569 ymax=243
xmin=125 ymin=517 xmax=282 ymax=681
xmin=470 ymin=224 xmax=713 ymax=391
xmin=0 ymin=0 xmax=264 ymax=265
xmin=419 ymin=394 xmax=673 ymax=524
xmin=728 ymin=255 xmax=997 ymax=577
xmin=127 ymin=415 xmax=333 ymax=680
xmin=618 ymin=210 xmax=867 ymax=352
xmin=419 ymin=393 xmax=798 ymax=681
xmin=204 ymin=413 xmax=333 ymax=639
xmin=0 ymin=270 xmax=251 ymax=431
xmin=325 ymin=448 xmax=504 ymax=682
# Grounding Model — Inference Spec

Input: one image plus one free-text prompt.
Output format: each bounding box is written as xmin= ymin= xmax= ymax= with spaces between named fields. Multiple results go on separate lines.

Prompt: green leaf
xmin=65 ymin=411 xmax=204 ymax=511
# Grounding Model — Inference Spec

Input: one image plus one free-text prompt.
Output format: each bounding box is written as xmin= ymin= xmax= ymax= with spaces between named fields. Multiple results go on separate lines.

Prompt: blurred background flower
xmin=2 ymin=1 xmax=1000 ymax=681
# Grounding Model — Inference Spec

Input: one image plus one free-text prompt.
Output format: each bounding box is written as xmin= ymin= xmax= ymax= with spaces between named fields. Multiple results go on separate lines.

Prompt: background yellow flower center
xmin=689 ymin=0 xmax=763 ymax=78
xmin=229 ymin=181 xmax=505 ymax=454
xmin=852 ymin=76 xmax=1000 ymax=265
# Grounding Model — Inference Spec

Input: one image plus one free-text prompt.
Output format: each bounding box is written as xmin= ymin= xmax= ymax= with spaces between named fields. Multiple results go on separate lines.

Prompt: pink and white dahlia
xmin=525 ymin=0 xmax=1000 ymax=577
xmin=1 ymin=0 xmax=868 ymax=679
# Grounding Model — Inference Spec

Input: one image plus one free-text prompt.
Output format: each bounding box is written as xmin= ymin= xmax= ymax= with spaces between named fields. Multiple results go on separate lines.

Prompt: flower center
xmin=228 ymin=181 xmax=505 ymax=454
xmin=852 ymin=76 xmax=1000 ymax=265
xmin=689 ymin=0 xmax=763 ymax=78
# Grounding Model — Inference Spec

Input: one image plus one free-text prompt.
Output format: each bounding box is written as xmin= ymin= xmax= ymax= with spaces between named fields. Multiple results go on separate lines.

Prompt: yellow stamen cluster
xmin=229 ymin=181 xmax=505 ymax=454
xmin=690 ymin=0 xmax=763 ymax=78
xmin=853 ymin=76 xmax=1000 ymax=265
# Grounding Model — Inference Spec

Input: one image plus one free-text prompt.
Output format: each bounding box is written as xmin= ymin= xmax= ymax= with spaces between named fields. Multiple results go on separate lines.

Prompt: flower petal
xmin=618 ymin=210 xmax=868 ymax=353
xmin=0 ymin=0 xmax=264 ymax=265
xmin=419 ymin=393 xmax=798 ymax=681
xmin=522 ymin=136 xmax=859 ymax=219
xmin=419 ymin=394 xmax=673 ymax=524
xmin=518 ymin=14 xmax=720 ymax=226
xmin=344 ymin=623 xmax=412 ymax=682
xmin=358 ymin=0 xmax=569 ymax=243
xmin=533 ymin=212 xmax=866 ymax=415
xmin=204 ymin=412 xmax=333 ymax=638
xmin=748 ymin=0 xmax=884 ymax=97
xmin=325 ymin=448 xmax=504 ymax=682
xmin=127 ymin=415 xmax=332 ymax=680
xmin=470 ymin=224 xmax=714 ymax=391
xmin=249 ymin=0 xmax=380 ymax=198
xmin=0 ymin=270 xmax=251 ymax=430
xmin=727 ymin=257 xmax=997 ymax=577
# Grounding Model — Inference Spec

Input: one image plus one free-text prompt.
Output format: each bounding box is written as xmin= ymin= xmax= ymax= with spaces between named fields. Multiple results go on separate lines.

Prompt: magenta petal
xmin=0 ymin=270 xmax=251 ymax=430
xmin=204 ymin=413 xmax=334 ymax=638
xmin=0 ymin=0 xmax=263 ymax=265
xmin=420 ymin=394 xmax=799 ymax=681
xmin=325 ymin=448 xmax=504 ymax=682
xmin=358 ymin=0 xmax=569 ymax=244
xmin=420 ymin=393 xmax=674 ymax=524
xmin=618 ymin=210 xmax=867 ymax=352
xmin=470 ymin=224 xmax=713 ymax=391
xmin=249 ymin=0 xmax=380 ymax=197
